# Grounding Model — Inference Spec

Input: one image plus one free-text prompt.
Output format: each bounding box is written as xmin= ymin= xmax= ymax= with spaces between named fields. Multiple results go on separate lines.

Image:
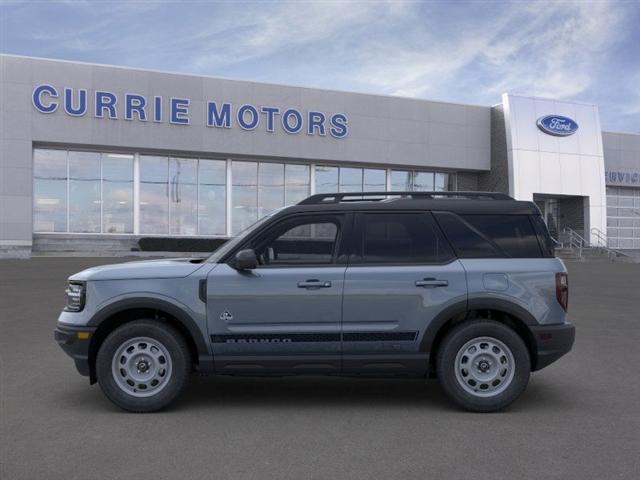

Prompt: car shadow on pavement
xmin=52 ymin=373 xmax=575 ymax=414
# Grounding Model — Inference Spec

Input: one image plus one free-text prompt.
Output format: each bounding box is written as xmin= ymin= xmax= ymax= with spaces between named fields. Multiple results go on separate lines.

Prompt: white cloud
xmin=187 ymin=1 xmax=411 ymax=72
xmin=348 ymin=0 xmax=626 ymax=103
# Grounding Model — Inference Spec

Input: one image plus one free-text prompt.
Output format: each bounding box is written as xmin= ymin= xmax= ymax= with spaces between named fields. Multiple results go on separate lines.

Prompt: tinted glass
xmin=530 ymin=214 xmax=556 ymax=257
xmin=358 ymin=213 xmax=454 ymax=263
xmin=435 ymin=212 xmax=542 ymax=258
xmin=254 ymin=217 xmax=340 ymax=266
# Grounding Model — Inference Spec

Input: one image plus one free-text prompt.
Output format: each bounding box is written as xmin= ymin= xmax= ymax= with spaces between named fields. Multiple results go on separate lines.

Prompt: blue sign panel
xmin=31 ymin=84 xmax=349 ymax=139
xmin=536 ymin=115 xmax=579 ymax=137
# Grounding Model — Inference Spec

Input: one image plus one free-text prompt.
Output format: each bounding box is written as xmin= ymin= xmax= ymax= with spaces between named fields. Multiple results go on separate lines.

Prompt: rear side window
xmin=434 ymin=212 xmax=543 ymax=258
xmin=355 ymin=212 xmax=454 ymax=264
xmin=530 ymin=214 xmax=556 ymax=257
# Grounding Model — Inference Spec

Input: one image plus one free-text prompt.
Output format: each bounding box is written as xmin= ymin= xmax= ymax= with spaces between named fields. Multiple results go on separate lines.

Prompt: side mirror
xmin=234 ymin=249 xmax=258 ymax=270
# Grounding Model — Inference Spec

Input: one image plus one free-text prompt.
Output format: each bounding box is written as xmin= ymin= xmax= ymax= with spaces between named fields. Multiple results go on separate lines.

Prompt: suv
xmin=54 ymin=191 xmax=575 ymax=413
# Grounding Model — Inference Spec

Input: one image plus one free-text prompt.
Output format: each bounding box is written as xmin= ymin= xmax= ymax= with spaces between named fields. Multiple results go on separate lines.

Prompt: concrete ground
xmin=1 ymin=258 xmax=639 ymax=480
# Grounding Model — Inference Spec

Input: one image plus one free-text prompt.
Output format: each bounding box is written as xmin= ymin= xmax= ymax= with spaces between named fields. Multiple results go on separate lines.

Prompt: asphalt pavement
xmin=1 ymin=257 xmax=639 ymax=480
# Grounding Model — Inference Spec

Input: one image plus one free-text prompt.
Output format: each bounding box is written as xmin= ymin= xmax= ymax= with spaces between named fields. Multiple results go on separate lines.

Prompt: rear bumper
xmin=54 ymin=324 xmax=96 ymax=377
xmin=530 ymin=322 xmax=575 ymax=371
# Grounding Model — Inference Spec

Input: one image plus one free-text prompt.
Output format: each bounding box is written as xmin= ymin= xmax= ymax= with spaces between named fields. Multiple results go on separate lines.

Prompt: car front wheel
xmin=96 ymin=320 xmax=190 ymax=412
xmin=436 ymin=319 xmax=530 ymax=412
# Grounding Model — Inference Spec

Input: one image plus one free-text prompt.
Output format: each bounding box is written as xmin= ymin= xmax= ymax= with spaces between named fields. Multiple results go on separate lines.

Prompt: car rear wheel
xmin=96 ymin=320 xmax=190 ymax=412
xmin=436 ymin=319 xmax=530 ymax=412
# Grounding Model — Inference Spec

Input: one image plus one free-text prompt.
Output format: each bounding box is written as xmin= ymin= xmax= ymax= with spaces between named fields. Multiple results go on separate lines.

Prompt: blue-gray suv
xmin=54 ymin=191 xmax=575 ymax=412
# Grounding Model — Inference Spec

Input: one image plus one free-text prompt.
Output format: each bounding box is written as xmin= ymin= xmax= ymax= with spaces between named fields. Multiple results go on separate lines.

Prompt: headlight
xmin=64 ymin=282 xmax=86 ymax=312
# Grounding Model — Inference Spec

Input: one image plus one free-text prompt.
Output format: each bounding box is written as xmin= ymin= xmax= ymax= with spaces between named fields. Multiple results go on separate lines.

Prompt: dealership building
xmin=1 ymin=54 xmax=639 ymax=257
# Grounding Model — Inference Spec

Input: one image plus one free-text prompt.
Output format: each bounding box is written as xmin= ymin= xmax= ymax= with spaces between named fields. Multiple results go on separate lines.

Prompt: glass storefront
xmin=33 ymin=148 xmax=456 ymax=237
xmin=606 ymin=186 xmax=640 ymax=249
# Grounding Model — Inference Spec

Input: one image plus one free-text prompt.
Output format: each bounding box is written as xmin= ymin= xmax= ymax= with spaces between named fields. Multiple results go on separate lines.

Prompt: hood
xmin=69 ymin=258 xmax=206 ymax=282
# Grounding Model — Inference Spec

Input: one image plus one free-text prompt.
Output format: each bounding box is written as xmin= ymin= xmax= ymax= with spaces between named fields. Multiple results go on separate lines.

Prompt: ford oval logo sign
xmin=536 ymin=115 xmax=579 ymax=137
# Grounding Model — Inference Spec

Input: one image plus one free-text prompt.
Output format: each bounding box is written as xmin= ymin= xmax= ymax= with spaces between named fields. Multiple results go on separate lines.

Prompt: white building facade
xmin=1 ymin=55 xmax=639 ymax=257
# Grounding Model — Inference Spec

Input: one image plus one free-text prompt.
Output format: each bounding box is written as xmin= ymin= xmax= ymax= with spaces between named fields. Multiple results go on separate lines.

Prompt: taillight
xmin=556 ymin=272 xmax=569 ymax=311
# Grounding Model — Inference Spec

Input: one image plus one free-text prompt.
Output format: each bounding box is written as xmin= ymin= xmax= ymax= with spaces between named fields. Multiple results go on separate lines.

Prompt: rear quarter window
xmin=434 ymin=212 xmax=544 ymax=258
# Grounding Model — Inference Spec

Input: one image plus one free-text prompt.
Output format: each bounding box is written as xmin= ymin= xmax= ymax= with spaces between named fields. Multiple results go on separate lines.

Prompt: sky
xmin=1 ymin=0 xmax=639 ymax=132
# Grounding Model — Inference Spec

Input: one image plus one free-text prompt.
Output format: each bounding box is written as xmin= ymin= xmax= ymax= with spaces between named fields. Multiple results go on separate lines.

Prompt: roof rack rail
xmin=297 ymin=191 xmax=513 ymax=205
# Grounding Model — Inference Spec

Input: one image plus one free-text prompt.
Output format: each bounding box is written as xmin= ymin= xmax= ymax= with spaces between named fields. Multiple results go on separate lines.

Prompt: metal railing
xmin=560 ymin=227 xmax=585 ymax=259
xmin=558 ymin=227 xmax=628 ymax=260
xmin=590 ymin=227 xmax=628 ymax=260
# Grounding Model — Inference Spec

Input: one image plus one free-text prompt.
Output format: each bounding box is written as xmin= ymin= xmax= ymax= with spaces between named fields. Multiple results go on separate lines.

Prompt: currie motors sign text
xmin=536 ymin=115 xmax=579 ymax=137
xmin=31 ymin=84 xmax=349 ymax=139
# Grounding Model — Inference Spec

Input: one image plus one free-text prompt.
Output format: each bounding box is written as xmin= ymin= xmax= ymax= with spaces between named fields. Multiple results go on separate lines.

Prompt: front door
xmin=341 ymin=212 xmax=467 ymax=375
xmin=206 ymin=213 xmax=349 ymax=374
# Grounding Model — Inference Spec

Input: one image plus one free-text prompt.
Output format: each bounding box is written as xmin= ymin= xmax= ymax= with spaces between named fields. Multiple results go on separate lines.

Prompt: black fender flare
xmin=420 ymin=297 xmax=538 ymax=353
xmin=87 ymin=296 xmax=211 ymax=362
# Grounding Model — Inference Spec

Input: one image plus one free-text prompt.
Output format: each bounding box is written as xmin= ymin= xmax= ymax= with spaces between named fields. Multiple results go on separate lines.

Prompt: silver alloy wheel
xmin=111 ymin=336 xmax=173 ymax=398
xmin=454 ymin=336 xmax=515 ymax=397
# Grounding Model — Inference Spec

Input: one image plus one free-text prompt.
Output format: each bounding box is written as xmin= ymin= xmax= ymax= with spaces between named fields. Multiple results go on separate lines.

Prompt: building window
xmin=413 ymin=171 xmax=434 ymax=191
xmin=34 ymin=149 xmax=134 ymax=234
xmin=232 ymin=161 xmax=258 ymax=234
xmin=33 ymin=148 xmax=456 ymax=238
xmin=364 ymin=169 xmax=386 ymax=191
xmin=315 ymin=166 xmax=339 ymax=193
xmin=339 ymin=167 xmax=363 ymax=193
xmin=68 ymin=151 xmax=101 ymax=233
xmin=258 ymin=162 xmax=285 ymax=218
xmin=284 ymin=164 xmax=310 ymax=205
xmin=390 ymin=170 xmax=412 ymax=191
xmin=139 ymin=155 xmax=169 ymax=234
xmin=198 ymin=159 xmax=226 ymax=236
xmin=33 ymin=149 xmax=67 ymax=232
xmin=169 ymin=157 xmax=198 ymax=236
xmin=102 ymin=153 xmax=133 ymax=234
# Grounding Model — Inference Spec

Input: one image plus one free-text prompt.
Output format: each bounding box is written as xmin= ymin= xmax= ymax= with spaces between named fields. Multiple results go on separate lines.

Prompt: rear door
xmin=206 ymin=213 xmax=349 ymax=374
xmin=341 ymin=211 xmax=467 ymax=375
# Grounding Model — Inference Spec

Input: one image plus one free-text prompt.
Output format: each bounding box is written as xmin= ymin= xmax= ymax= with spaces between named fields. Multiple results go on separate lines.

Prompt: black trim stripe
xmin=343 ymin=331 xmax=418 ymax=342
xmin=211 ymin=331 xmax=418 ymax=344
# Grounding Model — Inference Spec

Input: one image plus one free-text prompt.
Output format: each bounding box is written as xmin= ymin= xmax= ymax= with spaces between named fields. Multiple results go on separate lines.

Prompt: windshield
xmin=205 ymin=211 xmax=278 ymax=263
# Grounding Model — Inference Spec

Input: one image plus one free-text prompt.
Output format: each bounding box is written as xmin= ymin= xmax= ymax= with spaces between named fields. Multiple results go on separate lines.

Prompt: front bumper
xmin=54 ymin=324 xmax=96 ymax=377
xmin=530 ymin=322 xmax=575 ymax=371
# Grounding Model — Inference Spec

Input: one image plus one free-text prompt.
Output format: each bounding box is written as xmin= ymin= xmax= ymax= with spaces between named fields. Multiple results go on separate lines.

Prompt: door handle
xmin=415 ymin=278 xmax=448 ymax=288
xmin=297 ymin=279 xmax=332 ymax=289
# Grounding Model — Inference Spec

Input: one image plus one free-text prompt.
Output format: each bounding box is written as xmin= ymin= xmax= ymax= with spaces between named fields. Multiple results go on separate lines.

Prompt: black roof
xmin=279 ymin=191 xmax=540 ymax=216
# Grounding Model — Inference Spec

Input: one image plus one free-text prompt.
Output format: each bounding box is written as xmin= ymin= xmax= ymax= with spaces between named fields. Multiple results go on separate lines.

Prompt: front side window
xmin=356 ymin=213 xmax=454 ymax=264
xmin=251 ymin=216 xmax=341 ymax=266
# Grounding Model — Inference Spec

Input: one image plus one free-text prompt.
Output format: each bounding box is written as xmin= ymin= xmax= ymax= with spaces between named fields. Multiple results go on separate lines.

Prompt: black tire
xmin=436 ymin=319 xmax=530 ymax=412
xmin=96 ymin=320 xmax=191 ymax=412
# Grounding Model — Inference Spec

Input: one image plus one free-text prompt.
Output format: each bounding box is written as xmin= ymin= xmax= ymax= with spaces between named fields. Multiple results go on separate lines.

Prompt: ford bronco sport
xmin=54 ymin=191 xmax=575 ymax=412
